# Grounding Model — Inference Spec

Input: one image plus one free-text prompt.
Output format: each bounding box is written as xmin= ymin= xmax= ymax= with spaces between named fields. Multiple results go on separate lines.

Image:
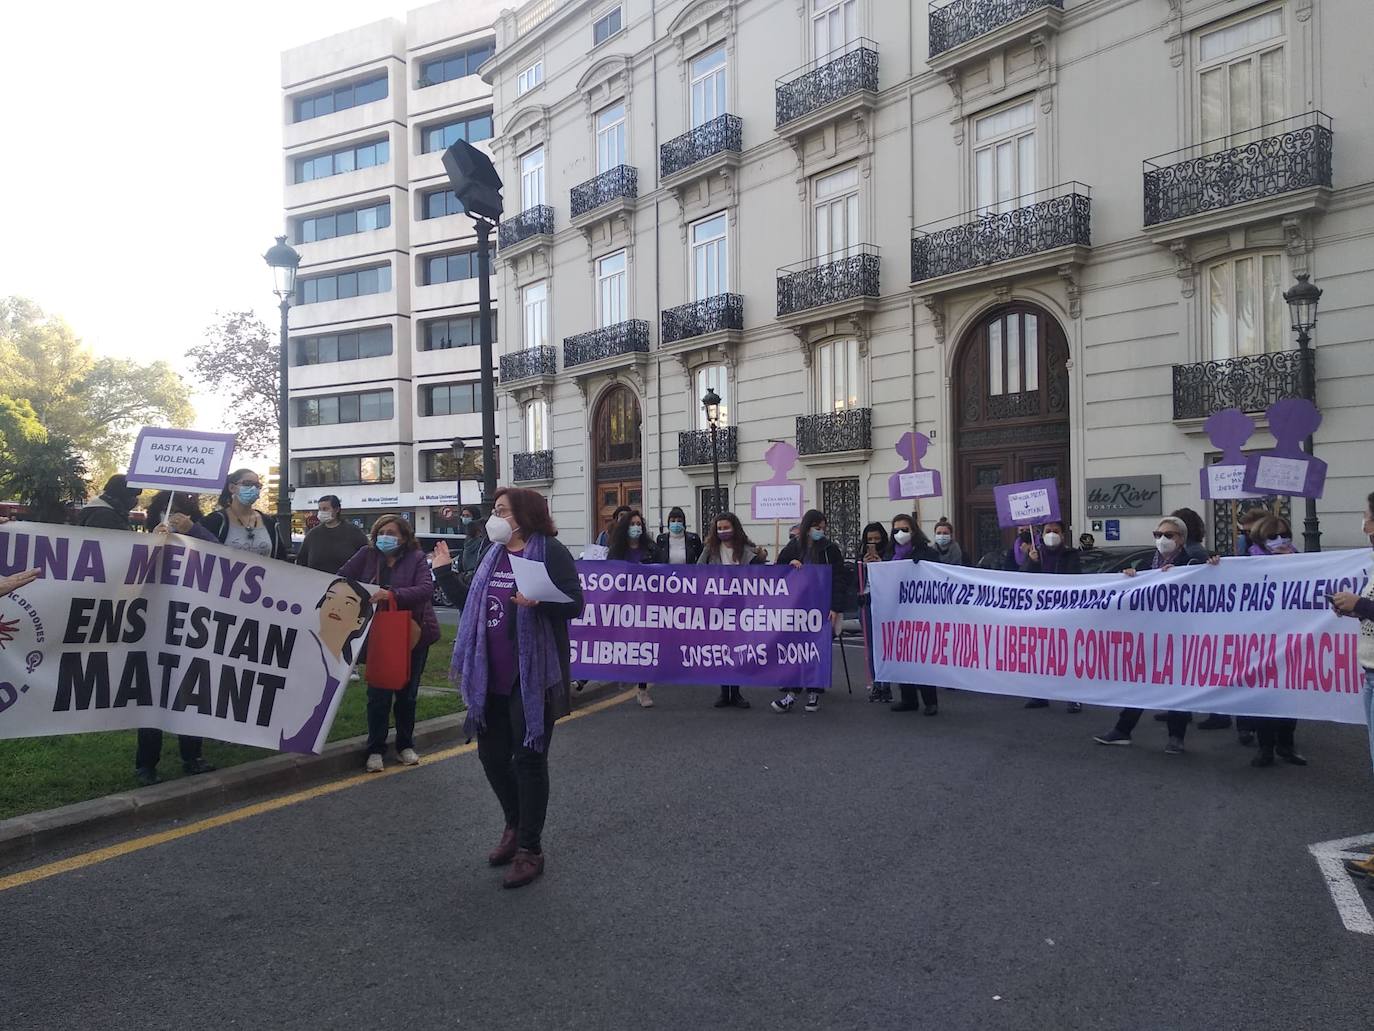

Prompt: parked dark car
xmin=416 ymin=531 xmax=466 ymax=607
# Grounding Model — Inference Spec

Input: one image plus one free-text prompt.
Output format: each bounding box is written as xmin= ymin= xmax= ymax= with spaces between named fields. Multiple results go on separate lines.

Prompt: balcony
xmin=1142 ymin=113 xmax=1333 ymax=239
xmin=512 ymin=449 xmax=554 ymax=486
xmin=796 ymin=408 xmax=872 ymax=462
xmin=497 ymin=205 xmax=555 ymax=262
xmin=927 ymin=0 xmax=1063 ymax=73
xmin=775 ymin=41 xmax=878 ymax=138
xmin=564 ymin=320 xmax=651 ymax=379
xmin=661 ymin=293 xmax=743 ymax=344
xmin=678 ymin=426 xmax=738 ymax=471
xmin=660 ymin=114 xmax=743 ymax=189
xmin=500 ymin=345 xmax=557 ymax=385
xmin=1172 ymin=351 xmax=1310 ymax=423
xmin=911 ymin=182 xmax=1091 ymax=294
xmin=569 ymin=165 xmax=638 ymax=229
xmin=777 ymin=246 xmax=880 ymax=323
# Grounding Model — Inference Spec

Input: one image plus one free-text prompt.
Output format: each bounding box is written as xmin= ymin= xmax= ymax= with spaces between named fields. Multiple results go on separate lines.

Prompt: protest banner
xmin=868 ymin=551 xmax=1371 ymax=723
xmin=127 ymin=427 xmax=237 ymax=493
xmin=0 ymin=523 xmax=375 ymax=753
xmin=570 ymin=561 xmax=833 ymax=687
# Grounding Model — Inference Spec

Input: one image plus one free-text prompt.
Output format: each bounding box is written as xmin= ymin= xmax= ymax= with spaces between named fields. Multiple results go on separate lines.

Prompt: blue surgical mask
xmin=810 ymin=528 xmax=826 ymax=542
xmin=376 ymin=534 xmax=400 ymax=553
xmin=236 ymin=485 xmax=260 ymax=504
xmin=460 ymin=515 xmax=472 ymax=527
xmin=628 ymin=525 xmax=643 ymax=540
xmin=669 ymin=521 xmax=685 ymax=535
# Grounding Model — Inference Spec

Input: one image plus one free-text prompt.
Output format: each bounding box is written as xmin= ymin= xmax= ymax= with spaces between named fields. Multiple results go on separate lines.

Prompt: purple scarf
xmin=890 ymin=541 xmax=914 ymax=561
xmin=451 ymin=533 xmax=562 ymax=752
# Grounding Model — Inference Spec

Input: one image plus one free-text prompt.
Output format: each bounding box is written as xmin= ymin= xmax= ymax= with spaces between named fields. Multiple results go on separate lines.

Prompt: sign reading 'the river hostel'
xmin=1084 ymin=475 xmax=1163 ymax=518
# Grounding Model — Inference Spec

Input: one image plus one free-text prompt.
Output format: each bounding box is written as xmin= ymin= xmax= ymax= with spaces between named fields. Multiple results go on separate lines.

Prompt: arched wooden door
xmin=592 ymin=385 xmax=644 ymax=536
xmin=953 ymin=304 xmax=1071 ymax=565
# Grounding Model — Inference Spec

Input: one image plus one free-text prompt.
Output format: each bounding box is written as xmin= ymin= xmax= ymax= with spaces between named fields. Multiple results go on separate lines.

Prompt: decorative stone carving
xmin=1056 ymin=265 xmax=1081 ymax=320
xmin=1170 ymin=240 xmax=1196 ymax=299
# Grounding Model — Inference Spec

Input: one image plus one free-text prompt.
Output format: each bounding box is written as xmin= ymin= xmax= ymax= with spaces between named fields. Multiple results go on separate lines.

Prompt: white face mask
xmin=317 ymin=510 xmax=335 ymax=524
xmin=486 ymin=513 xmax=514 ymax=545
xmin=894 ymin=530 xmax=912 ymax=545
xmin=1155 ymin=536 xmax=1176 ymax=556
xmin=1042 ymin=532 xmax=1062 ymax=549
xmin=933 ymin=533 xmax=951 ymax=546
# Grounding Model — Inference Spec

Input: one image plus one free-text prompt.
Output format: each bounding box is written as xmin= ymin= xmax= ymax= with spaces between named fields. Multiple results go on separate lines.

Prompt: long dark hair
xmin=889 ymin=513 xmax=931 ymax=558
xmin=795 ymin=509 xmax=830 ymax=562
xmin=608 ymin=508 xmax=648 ymax=560
xmin=1171 ymin=507 xmax=1205 ymax=546
xmin=218 ymin=468 xmax=261 ymax=509
xmin=495 ymin=487 xmax=558 ymax=538
xmin=704 ymin=511 xmax=755 ymax=562
xmin=316 ymin=577 xmax=374 ymax=663
xmin=857 ymin=522 xmax=889 ymax=564
xmin=146 ymin=491 xmax=203 ymax=529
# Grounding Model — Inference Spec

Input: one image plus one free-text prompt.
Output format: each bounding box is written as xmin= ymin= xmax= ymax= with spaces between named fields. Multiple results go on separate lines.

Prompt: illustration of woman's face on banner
xmin=316 ymin=578 xmax=371 ymax=663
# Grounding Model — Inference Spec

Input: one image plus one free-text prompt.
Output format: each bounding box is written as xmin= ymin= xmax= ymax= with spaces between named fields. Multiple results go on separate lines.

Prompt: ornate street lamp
xmin=702 ymin=386 xmax=722 ymax=520
xmin=1283 ymin=272 xmax=1323 ymax=553
xmin=264 ymin=235 xmax=301 ymax=533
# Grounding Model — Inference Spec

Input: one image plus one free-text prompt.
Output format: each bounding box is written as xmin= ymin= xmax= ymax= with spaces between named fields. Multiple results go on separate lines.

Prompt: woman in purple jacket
xmin=339 ymin=515 xmax=441 ymax=772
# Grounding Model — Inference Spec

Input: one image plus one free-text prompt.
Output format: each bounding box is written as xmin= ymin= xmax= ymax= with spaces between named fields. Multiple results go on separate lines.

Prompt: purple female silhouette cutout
xmin=1200 ymin=407 xmax=1259 ymax=500
xmin=751 ymin=441 xmax=804 ymax=521
xmin=1242 ymin=397 xmax=1327 ymax=499
xmin=887 ymin=431 xmax=942 ymax=500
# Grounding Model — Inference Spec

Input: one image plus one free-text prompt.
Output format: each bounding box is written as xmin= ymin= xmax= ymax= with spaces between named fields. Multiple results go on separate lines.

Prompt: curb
xmin=0 ymin=681 xmax=624 ymax=866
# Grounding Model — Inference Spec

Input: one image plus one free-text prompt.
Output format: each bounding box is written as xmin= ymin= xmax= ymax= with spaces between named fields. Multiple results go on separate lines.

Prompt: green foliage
xmin=188 ymin=311 xmax=281 ymax=459
xmin=0 ymin=432 xmax=88 ymax=522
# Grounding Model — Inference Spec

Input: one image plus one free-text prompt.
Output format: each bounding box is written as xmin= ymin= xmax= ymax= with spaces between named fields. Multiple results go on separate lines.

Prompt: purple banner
xmin=570 ymin=561 xmax=833 ymax=688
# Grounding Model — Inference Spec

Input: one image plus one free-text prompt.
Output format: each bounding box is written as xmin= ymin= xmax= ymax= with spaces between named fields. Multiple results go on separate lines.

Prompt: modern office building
xmin=280 ymin=0 xmax=506 ymax=534
xmin=481 ymin=0 xmax=1373 ymax=560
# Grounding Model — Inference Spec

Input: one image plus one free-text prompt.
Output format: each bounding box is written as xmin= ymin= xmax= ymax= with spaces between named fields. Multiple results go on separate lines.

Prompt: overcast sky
xmin=0 ymin=0 xmax=412 ymax=430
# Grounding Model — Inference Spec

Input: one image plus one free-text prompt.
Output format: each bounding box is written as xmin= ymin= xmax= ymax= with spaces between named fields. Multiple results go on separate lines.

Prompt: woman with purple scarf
xmin=877 ymin=514 xmax=941 ymax=714
xmin=437 ymin=487 xmax=583 ymax=889
xmin=1018 ymin=519 xmax=1084 ymax=713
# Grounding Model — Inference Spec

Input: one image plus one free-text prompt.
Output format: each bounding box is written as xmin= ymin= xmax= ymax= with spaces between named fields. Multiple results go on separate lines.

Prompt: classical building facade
xmin=280 ymin=0 xmax=505 ymax=534
xmin=484 ymin=0 xmax=1371 ymax=560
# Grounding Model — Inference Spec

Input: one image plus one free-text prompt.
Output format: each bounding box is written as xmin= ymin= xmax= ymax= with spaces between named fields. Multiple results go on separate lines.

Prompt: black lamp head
xmin=443 ymin=140 xmax=504 ymax=221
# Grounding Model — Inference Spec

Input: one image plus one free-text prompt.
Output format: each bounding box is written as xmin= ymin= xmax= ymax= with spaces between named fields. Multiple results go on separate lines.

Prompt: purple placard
xmin=1241 ymin=398 xmax=1327 ymax=499
xmin=126 ymin=427 xmax=238 ymax=492
xmin=1200 ymin=408 xmax=1261 ymax=501
xmin=751 ymin=440 xmax=804 ymax=521
xmin=570 ymin=561 xmax=833 ymax=688
xmin=887 ymin=431 xmax=943 ymax=501
xmin=993 ymin=478 xmax=1061 ymax=529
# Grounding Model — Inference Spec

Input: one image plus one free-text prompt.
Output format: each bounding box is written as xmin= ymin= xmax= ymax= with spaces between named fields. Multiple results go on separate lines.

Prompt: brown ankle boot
xmin=487 ymin=827 xmax=518 ymax=867
xmin=502 ymin=848 xmax=545 ymax=888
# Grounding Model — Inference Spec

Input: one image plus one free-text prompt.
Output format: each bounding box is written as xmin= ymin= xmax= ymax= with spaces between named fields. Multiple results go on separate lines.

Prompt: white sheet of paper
xmin=581 ymin=544 xmax=609 ymax=561
xmin=1008 ymin=488 xmax=1051 ymax=522
xmin=508 ymin=553 xmax=574 ymax=604
xmin=898 ymin=471 xmax=936 ymax=498
xmin=1207 ymin=465 xmax=1252 ymax=499
xmin=1254 ymin=455 xmax=1308 ymax=493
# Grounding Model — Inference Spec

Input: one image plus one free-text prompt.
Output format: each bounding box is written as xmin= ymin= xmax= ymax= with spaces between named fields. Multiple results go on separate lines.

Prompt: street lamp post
xmin=452 ymin=438 xmax=469 ymax=531
xmin=702 ymin=387 xmax=722 ymax=521
xmin=1283 ymin=271 xmax=1323 ymax=554
xmin=264 ymin=235 xmax=301 ymax=535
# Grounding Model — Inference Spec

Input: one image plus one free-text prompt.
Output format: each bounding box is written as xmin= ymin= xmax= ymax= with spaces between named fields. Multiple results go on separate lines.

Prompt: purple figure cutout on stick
xmin=887 ymin=431 xmax=942 ymax=501
xmin=1200 ymin=407 xmax=1260 ymax=501
xmin=751 ymin=441 xmax=804 ymax=521
xmin=1242 ymin=397 xmax=1327 ymax=499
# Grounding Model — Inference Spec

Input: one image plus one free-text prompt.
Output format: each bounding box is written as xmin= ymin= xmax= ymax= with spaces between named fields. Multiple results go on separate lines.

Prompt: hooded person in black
xmin=78 ymin=474 xmax=142 ymax=531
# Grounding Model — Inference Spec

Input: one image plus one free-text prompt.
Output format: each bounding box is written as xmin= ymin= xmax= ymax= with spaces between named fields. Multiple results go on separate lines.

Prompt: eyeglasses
xmin=1152 ymin=531 xmax=1179 ymax=540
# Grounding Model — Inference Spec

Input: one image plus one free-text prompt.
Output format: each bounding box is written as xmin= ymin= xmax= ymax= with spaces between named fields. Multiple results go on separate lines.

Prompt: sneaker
xmin=771 ymin=692 xmax=796 ymax=713
xmin=398 ymin=747 xmax=420 ymax=766
xmin=1197 ymin=714 xmax=1232 ymax=730
xmin=349 ymin=671 xmax=361 ymax=682
xmin=134 ymin=767 xmax=161 ymax=787
xmin=365 ymin=753 xmax=384 ymax=773
xmin=1344 ymin=856 xmax=1374 ymax=878
xmin=1093 ymin=729 xmax=1131 ymax=746
xmin=1024 ymin=699 xmax=1050 ymax=709
xmin=183 ymin=758 xmax=217 ymax=776
xmin=503 ymin=848 xmax=545 ymax=889
xmin=1164 ymin=736 xmax=1185 ymax=755
xmin=804 ymin=692 xmax=821 ymax=713
xmin=1066 ymin=702 xmax=1082 ymax=714
xmin=636 ymin=688 xmax=655 ymax=709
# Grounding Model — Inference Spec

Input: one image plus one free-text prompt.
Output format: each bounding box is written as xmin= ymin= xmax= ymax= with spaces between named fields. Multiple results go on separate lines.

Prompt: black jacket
xmin=655 ymin=532 xmax=703 ymax=566
xmin=78 ymin=496 xmax=132 ymax=531
xmin=1020 ymin=546 xmax=1083 ymax=575
xmin=201 ymin=509 xmax=290 ymax=561
xmin=777 ymin=536 xmax=851 ymax=613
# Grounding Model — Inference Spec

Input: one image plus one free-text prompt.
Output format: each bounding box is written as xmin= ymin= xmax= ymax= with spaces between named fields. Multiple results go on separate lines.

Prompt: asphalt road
xmin=3 ymin=655 xmax=1374 ymax=1031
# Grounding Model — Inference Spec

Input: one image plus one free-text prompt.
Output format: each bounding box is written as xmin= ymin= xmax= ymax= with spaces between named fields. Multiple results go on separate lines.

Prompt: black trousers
xmin=1254 ymin=717 xmax=1296 ymax=751
xmin=1115 ymin=708 xmax=1191 ymax=739
xmin=134 ymin=729 xmax=203 ymax=771
xmin=477 ymin=686 xmax=556 ymax=852
xmin=899 ymin=684 xmax=938 ymax=705
xmin=366 ymin=643 xmax=430 ymax=755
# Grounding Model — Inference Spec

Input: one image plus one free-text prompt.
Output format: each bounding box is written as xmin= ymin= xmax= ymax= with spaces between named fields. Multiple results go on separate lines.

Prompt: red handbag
xmin=366 ymin=594 xmax=415 ymax=691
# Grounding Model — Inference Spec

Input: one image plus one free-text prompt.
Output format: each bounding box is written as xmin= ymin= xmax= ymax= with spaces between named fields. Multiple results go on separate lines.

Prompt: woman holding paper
xmin=1243 ymin=515 xmax=1309 ymax=768
xmin=883 ymin=515 xmax=941 ymax=715
xmin=772 ymin=509 xmax=848 ymax=714
xmin=699 ymin=512 xmax=766 ymax=709
xmin=441 ymin=487 xmax=584 ymax=889
xmin=1019 ymin=519 xmax=1084 ymax=713
xmin=608 ymin=510 xmax=659 ymax=707
xmin=338 ymin=516 xmax=440 ymax=773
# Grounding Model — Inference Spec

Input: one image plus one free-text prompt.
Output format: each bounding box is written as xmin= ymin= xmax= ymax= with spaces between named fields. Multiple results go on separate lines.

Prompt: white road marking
xmin=1308 ymin=833 xmax=1374 ymax=935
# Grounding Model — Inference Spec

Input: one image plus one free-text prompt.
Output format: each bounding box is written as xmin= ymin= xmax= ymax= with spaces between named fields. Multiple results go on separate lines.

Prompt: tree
xmin=188 ymin=312 xmax=281 ymax=459
xmin=0 ymin=433 xmax=88 ymax=523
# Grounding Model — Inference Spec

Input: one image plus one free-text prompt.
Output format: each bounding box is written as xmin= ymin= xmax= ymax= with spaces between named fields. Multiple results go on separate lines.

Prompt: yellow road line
xmin=0 ymin=688 xmax=636 ymax=894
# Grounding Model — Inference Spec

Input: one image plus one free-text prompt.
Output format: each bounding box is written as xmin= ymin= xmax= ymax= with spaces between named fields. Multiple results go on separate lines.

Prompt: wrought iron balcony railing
xmin=1172 ymin=351 xmax=1310 ymax=421
xmin=678 ymin=426 xmax=738 ymax=468
xmin=777 ymin=246 xmax=880 ymax=318
xmin=775 ymin=40 xmax=879 ymax=128
xmin=570 ymin=165 xmax=638 ymax=218
xmin=928 ymin=0 xmax=1063 ymax=58
xmin=797 ymin=408 xmax=872 ymax=456
xmin=497 ymin=205 xmax=555 ymax=249
xmin=661 ymin=293 xmax=743 ymax=344
xmin=1142 ymin=112 xmax=1334 ymax=227
xmin=911 ymin=182 xmax=1091 ymax=282
xmin=660 ymin=114 xmax=743 ymax=180
xmin=499 ymin=344 xmax=557 ymax=382
xmin=563 ymin=319 xmax=651 ymax=369
xmin=513 ymin=449 xmax=554 ymax=483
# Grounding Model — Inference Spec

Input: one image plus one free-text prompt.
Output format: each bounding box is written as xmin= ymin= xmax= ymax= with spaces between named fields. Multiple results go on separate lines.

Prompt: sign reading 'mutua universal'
xmin=1084 ymin=475 xmax=1163 ymax=518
